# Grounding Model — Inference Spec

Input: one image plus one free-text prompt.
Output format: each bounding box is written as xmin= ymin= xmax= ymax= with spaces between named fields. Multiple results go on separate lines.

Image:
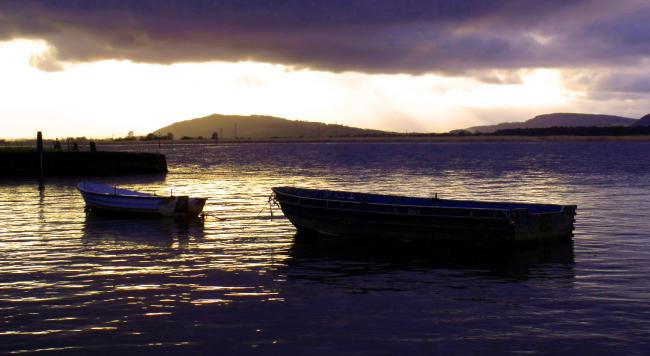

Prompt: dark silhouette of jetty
xmin=1 ymin=133 xmax=167 ymax=177
xmin=0 ymin=150 xmax=167 ymax=177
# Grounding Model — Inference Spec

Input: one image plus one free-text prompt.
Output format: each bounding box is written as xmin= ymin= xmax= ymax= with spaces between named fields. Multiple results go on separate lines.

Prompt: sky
xmin=1 ymin=0 xmax=649 ymax=138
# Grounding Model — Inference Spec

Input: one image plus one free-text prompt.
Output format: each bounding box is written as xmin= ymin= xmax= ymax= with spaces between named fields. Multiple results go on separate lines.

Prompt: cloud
xmin=469 ymin=70 xmax=524 ymax=84
xmin=28 ymin=45 xmax=63 ymax=71
xmin=563 ymin=64 xmax=650 ymax=97
xmin=1 ymin=0 xmax=649 ymax=75
xmin=595 ymin=75 xmax=650 ymax=93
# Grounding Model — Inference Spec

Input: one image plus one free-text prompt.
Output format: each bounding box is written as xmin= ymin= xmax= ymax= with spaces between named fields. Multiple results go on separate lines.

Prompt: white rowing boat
xmin=77 ymin=182 xmax=207 ymax=218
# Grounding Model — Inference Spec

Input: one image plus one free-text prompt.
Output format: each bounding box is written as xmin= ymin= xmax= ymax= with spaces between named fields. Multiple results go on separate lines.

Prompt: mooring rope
xmin=200 ymin=193 xmax=281 ymax=231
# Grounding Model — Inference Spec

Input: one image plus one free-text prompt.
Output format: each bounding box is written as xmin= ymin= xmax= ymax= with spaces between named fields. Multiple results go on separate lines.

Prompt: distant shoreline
xmin=77 ymin=134 xmax=650 ymax=143
xmin=3 ymin=135 xmax=650 ymax=147
xmin=204 ymin=135 xmax=650 ymax=143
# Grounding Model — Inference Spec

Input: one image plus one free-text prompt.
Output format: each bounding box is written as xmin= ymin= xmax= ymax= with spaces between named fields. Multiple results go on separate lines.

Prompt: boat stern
xmin=159 ymin=196 xmax=207 ymax=217
xmin=510 ymin=205 xmax=577 ymax=242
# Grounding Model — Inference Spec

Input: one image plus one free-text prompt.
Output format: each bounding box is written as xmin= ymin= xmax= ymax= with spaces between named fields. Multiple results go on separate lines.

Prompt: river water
xmin=1 ymin=142 xmax=650 ymax=354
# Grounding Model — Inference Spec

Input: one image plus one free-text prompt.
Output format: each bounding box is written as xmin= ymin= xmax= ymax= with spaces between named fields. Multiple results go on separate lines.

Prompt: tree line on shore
xmin=490 ymin=126 xmax=650 ymax=136
xmin=117 ymin=126 xmax=650 ymax=140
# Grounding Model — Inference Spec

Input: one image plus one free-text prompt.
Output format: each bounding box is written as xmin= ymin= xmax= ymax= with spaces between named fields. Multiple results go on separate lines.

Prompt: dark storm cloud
xmin=0 ymin=0 xmax=648 ymax=74
xmin=565 ymin=70 xmax=650 ymax=95
xmin=595 ymin=74 xmax=650 ymax=93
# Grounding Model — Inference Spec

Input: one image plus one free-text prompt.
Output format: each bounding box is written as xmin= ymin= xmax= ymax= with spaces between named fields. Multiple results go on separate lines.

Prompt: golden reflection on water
xmin=2 ymin=142 xmax=650 ymax=353
xmin=4 ymin=162 xmax=572 ymax=304
xmin=0 ymin=152 xmax=583 ymax=337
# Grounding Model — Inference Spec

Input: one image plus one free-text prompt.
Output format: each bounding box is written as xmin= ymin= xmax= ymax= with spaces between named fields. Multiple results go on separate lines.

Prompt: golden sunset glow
xmin=0 ymin=39 xmax=617 ymax=138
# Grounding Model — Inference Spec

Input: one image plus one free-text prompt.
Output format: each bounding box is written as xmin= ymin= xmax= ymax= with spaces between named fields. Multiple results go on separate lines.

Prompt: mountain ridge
xmin=152 ymin=112 xmax=650 ymax=138
xmin=632 ymin=114 xmax=650 ymax=127
xmin=154 ymin=114 xmax=390 ymax=139
xmin=466 ymin=113 xmax=639 ymax=133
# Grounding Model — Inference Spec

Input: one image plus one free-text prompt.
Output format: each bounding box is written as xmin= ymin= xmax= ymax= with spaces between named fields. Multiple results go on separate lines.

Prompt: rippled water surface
xmin=2 ymin=142 xmax=650 ymax=354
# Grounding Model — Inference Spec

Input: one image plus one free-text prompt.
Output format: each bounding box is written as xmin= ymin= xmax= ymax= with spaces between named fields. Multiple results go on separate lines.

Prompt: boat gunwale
xmin=79 ymin=188 xmax=171 ymax=200
xmin=276 ymin=198 xmax=517 ymax=221
xmin=272 ymin=187 xmax=574 ymax=215
xmin=77 ymin=183 xmax=206 ymax=202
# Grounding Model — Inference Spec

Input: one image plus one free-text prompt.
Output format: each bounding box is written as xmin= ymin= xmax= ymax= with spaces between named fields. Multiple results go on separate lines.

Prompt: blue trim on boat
xmin=272 ymin=186 xmax=566 ymax=214
xmin=272 ymin=186 xmax=577 ymax=243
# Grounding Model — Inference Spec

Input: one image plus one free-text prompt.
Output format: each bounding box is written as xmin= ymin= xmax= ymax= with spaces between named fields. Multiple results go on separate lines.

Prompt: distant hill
xmin=493 ymin=126 xmax=650 ymax=136
xmin=467 ymin=113 xmax=637 ymax=133
xmin=632 ymin=114 xmax=650 ymax=127
xmin=153 ymin=114 xmax=390 ymax=139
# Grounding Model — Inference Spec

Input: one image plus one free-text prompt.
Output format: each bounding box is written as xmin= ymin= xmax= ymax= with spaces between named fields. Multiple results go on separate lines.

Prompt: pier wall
xmin=0 ymin=150 xmax=168 ymax=177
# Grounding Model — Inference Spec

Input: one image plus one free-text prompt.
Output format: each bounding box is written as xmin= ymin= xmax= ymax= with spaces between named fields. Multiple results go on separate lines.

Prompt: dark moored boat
xmin=272 ymin=187 xmax=576 ymax=244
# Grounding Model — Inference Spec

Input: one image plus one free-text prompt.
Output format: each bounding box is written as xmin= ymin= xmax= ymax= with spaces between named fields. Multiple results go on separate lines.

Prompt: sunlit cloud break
xmin=0 ymin=1 xmax=649 ymax=138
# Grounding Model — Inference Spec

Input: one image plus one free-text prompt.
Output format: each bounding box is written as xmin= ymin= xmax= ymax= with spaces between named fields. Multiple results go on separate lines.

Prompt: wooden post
xmin=36 ymin=131 xmax=44 ymax=190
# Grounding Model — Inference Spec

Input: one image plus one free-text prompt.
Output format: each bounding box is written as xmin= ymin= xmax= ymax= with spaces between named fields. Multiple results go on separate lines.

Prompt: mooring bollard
xmin=36 ymin=131 xmax=44 ymax=190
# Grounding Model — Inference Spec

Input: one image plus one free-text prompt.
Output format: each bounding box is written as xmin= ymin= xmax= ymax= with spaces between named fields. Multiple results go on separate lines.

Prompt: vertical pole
xmin=36 ymin=131 xmax=44 ymax=190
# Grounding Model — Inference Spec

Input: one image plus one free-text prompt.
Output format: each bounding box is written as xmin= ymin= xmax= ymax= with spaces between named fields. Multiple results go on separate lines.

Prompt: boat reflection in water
xmin=81 ymin=213 xmax=205 ymax=248
xmin=286 ymin=231 xmax=574 ymax=282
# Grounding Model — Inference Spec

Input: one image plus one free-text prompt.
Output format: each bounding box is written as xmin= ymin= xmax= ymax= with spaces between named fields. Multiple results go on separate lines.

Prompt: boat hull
xmin=78 ymin=183 xmax=206 ymax=218
xmin=273 ymin=187 xmax=576 ymax=244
